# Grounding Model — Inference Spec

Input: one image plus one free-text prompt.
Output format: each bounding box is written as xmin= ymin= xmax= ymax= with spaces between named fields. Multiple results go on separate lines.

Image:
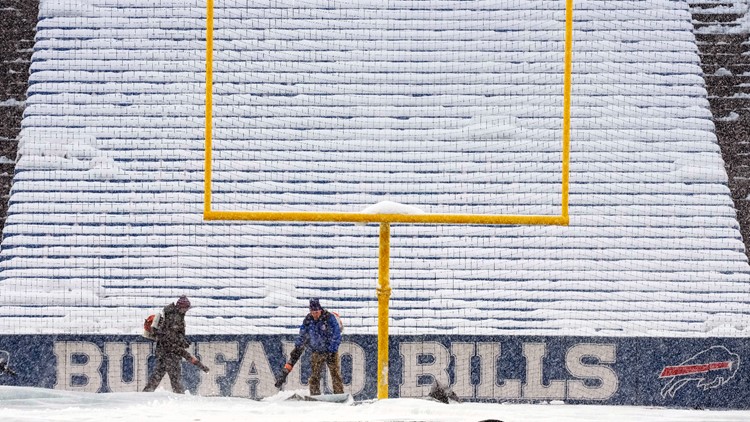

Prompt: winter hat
xmin=176 ymin=295 xmax=191 ymax=309
xmin=309 ymin=298 xmax=322 ymax=311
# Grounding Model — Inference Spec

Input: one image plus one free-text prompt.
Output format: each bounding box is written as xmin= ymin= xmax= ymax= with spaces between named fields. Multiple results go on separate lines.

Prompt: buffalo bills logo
xmin=659 ymin=345 xmax=739 ymax=398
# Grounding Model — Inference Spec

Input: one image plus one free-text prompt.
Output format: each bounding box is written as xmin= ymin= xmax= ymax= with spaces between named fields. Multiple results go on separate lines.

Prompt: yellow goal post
xmin=204 ymin=0 xmax=573 ymax=399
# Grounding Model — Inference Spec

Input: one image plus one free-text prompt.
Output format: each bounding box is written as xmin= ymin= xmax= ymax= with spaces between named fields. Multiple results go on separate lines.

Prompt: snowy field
xmin=0 ymin=386 xmax=748 ymax=422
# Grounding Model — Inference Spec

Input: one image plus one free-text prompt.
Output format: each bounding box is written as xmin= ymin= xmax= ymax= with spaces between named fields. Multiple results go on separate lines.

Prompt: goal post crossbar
xmin=203 ymin=210 xmax=569 ymax=226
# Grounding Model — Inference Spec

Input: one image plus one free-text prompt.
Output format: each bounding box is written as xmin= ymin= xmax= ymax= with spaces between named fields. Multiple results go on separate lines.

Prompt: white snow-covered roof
xmin=2 ymin=0 xmax=749 ymax=336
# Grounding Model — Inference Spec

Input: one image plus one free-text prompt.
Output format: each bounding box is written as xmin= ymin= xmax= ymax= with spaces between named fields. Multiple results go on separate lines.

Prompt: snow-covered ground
xmin=0 ymin=386 xmax=748 ymax=422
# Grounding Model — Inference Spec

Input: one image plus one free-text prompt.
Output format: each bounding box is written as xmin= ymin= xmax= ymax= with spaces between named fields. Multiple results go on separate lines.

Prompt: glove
xmin=274 ymin=363 xmax=293 ymax=388
xmin=190 ymin=357 xmax=210 ymax=373
xmin=0 ymin=361 xmax=16 ymax=377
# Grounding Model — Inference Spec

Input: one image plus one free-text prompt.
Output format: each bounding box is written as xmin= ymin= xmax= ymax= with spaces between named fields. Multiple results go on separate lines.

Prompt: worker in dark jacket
xmin=143 ymin=296 xmax=208 ymax=393
xmin=275 ymin=298 xmax=343 ymax=395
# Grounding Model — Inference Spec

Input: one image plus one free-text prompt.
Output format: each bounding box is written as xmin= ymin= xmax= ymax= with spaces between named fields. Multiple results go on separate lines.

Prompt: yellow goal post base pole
xmin=377 ymin=222 xmax=391 ymax=399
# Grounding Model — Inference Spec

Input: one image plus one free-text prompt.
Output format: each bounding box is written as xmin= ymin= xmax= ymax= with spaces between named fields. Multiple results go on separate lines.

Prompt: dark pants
xmin=309 ymin=351 xmax=344 ymax=395
xmin=143 ymin=352 xmax=184 ymax=394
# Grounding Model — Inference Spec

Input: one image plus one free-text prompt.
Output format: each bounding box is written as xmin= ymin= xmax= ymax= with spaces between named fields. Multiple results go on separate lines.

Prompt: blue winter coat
xmin=294 ymin=310 xmax=342 ymax=353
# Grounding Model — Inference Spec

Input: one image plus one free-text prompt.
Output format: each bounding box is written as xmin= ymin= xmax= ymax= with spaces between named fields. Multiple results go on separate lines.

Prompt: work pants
xmin=309 ymin=351 xmax=344 ymax=395
xmin=143 ymin=351 xmax=184 ymax=394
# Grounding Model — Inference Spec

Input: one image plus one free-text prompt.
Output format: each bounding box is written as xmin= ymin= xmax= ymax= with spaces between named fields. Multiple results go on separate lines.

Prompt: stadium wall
xmin=0 ymin=335 xmax=747 ymax=409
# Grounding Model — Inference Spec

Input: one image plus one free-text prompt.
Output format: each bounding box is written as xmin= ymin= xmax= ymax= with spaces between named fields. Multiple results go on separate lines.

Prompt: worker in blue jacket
xmin=275 ymin=298 xmax=343 ymax=395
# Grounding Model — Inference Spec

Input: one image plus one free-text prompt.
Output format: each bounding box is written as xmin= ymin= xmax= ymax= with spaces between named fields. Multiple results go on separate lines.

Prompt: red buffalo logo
xmin=659 ymin=345 xmax=739 ymax=398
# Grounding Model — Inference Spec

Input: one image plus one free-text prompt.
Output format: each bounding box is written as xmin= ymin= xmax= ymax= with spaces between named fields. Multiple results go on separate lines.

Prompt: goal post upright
xmin=204 ymin=0 xmax=213 ymax=216
xmin=562 ymin=0 xmax=573 ymax=220
xmin=204 ymin=0 xmax=573 ymax=400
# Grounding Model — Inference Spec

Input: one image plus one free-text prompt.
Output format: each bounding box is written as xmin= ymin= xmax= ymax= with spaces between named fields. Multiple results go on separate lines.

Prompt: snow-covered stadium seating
xmin=2 ymin=0 xmax=749 ymax=336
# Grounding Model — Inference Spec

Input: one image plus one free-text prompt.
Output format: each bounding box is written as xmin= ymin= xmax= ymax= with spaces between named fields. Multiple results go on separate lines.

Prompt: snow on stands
xmin=2 ymin=0 xmax=749 ymax=336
